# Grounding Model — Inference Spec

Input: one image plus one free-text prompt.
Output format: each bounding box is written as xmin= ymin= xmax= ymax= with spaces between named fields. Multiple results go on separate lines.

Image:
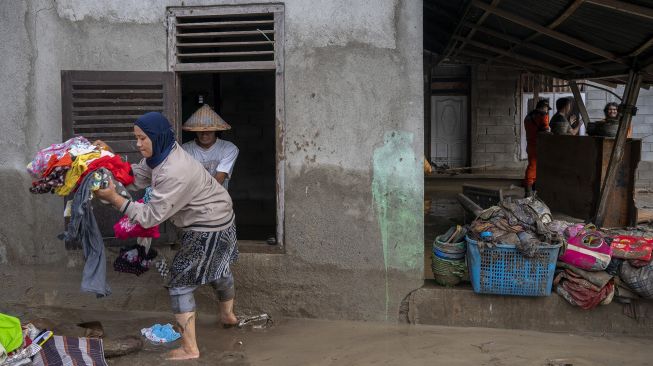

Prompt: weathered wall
xmin=0 ymin=0 xmax=423 ymax=321
xmin=470 ymin=65 xmax=524 ymax=172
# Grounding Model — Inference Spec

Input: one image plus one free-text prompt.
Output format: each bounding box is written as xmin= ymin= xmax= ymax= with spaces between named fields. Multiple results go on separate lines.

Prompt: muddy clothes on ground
xmin=469 ymin=196 xmax=561 ymax=257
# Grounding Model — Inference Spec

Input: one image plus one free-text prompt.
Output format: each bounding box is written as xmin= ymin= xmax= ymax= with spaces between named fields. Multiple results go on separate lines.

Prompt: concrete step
xmin=407 ymin=281 xmax=653 ymax=336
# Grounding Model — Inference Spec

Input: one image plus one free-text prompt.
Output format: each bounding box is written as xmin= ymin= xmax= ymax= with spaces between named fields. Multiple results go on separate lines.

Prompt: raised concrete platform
xmin=407 ymin=281 xmax=653 ymax=337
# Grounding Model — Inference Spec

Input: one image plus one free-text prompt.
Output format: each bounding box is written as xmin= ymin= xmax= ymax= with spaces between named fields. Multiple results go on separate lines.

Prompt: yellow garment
xmin=55 ymin=151 xmax=101 ymax=196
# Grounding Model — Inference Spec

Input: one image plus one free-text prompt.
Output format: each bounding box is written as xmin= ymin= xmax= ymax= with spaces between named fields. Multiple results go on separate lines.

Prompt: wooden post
xmin=570 ymin=80 xmax=591 ymax=130
xmin=595 ymin=71 xmax=643 ymax=226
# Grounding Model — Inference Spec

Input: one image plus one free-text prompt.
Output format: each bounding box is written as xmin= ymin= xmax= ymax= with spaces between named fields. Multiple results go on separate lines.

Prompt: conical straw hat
xmin=182 ymin=104 xmax=231 ymax=131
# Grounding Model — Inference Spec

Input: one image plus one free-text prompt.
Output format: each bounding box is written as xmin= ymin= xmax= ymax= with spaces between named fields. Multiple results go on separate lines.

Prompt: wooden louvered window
xmin=60 ymin=70 xmax=177 ymax=249
xmin=167 ymin=4 xmax=284 ymax=72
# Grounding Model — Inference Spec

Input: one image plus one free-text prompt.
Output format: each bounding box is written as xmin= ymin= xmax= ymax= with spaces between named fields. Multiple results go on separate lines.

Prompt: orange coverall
xmin=524 ymin=110 xmax=549 ymax=187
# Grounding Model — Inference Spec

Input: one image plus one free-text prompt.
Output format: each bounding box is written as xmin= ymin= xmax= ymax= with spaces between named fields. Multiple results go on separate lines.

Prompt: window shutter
xmin=61 ymin=70 xmax=177 ymax=152
xmin=168 ymin=4 xmax=283 ymax=72
xmin=60 ymin=70 xmax=177 ymax=249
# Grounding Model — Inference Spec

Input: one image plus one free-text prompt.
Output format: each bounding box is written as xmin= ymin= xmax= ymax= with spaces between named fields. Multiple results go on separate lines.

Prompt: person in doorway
xmin=181 ymin=105 xmax=238 ymax=189
xmin=523 ymin=99 xmax=551 ymax=196
xmin=94 ymin=112 xmax=238 ymax=361
xmin=550 ymin=97 xmax=580 ymax=135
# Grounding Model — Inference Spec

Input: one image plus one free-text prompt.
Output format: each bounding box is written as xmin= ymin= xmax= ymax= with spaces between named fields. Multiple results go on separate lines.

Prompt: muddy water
xmin=2 ymin=304 xmax=651 ymax=365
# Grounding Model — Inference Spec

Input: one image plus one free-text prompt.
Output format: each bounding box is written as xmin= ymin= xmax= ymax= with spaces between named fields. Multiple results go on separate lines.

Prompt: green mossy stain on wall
xmin=372 ymin=131 xmax=422 ymax=319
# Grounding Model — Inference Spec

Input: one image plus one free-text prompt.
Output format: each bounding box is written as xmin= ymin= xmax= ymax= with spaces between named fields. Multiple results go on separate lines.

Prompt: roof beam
xmin=472 ymin=0 xmax=625 ymax=64
xmin=453 ymin=35 xmax=566 ymax=74
xmin=451 ymin=0 xmax=501 ymax=59
xmin=437 ymin=1 xmax=475 ymax=65
xmin=630 ymin=36 xmax=653 ymax=57
xmin=547 ymin=0 xmax=585 ymax=29
xmin=585 ymin=0 xmax=653 ymax=20
xmin=463 ymin=22 xmax=594 ymax=71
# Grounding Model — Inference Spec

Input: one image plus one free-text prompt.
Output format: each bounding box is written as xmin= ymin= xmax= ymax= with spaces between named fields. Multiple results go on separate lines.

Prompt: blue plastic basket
xmin=466 ymin=236 xmax=561 ymax=296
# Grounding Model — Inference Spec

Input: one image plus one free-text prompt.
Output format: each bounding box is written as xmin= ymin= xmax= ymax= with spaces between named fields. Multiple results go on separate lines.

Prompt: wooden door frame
xmin=168 ymin=5 xmax=286 ymax=252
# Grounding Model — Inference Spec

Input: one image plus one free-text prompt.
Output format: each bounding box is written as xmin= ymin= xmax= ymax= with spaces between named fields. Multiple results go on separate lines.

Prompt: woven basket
xmin=431 ymin=253 xmax=467 ymax=287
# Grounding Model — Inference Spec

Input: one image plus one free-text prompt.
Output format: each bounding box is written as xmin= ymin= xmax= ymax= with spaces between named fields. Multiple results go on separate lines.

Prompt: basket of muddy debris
xmin=466 ymin=236 xmax=561 ymax=296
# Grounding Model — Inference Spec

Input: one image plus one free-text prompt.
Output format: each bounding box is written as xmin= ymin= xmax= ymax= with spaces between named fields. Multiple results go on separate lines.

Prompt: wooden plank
xmin=176 ymin=20 xmax=274 ymax=29
xmin=177 ymin=51 xmax=274 ymax=58
xmin=629 ymin=35 xmax=653 ymax=57
xmin=570 ymin=80 xmax=591 ymax=128
xmin=452 ymin=36 xmax=567 ymax=74
xmin=72 ymin=81 xmax=164 ymax=87
xmin=431 ymin=81 xmax=469 ymax=90
xmin=73 ymin=98 xmax=163 ymax=103
xmin=61 ymin=71 xmax=74 ymax=146
xmin=451 ymin=0 xmax=500 ymax=59
xmin=463 ymin=22 xmax=594 ymax=71
xmin=72 ymin=89 xmax=163 ymax=94
xmin=595 ymin=72 xmax=643 ymax=226
xmin=169 ymin=4 xmax=283 ymax=17
xmin=73 ymin=115 xmax=143 ymax=121
xmin=586 ymin=0 xmax=653 ymax=20
xmin=74 ymin=131 xmax=135 ymax=138
xmin=73 ymin=106 xmax=163 ymax=111
xmin=73 ymin=123 xmax=134 ymax=129
xmin=173 ymin=60 xmax=276 ymax=72
xmin=274 ymin=9 xmax=286 ymax=247
xmin=548 ymin=0 xmax=585 ymax=28
xmin=176 ymin=41 xmax=272 ymax=48
xmin=176 ymin=30 xmax=274 ymax=38
xmin=472 ymin=0 xmax=624 ymax=64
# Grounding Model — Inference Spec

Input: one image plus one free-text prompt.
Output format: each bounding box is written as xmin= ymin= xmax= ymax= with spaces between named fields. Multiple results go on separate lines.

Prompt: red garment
xmin=113 ymin=199 xmax=160 ymax=239
xmin=523 ymin=111 xmax=549 ymax=187
xmin=77 ymin=155 xmax=134 ymax=186
xmin=42 ymin=153 xmax=73 ymax=178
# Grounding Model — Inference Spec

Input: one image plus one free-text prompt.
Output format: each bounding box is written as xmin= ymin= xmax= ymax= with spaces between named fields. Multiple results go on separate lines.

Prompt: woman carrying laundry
xmin=94 ymin=112 xmax=238 ymax=361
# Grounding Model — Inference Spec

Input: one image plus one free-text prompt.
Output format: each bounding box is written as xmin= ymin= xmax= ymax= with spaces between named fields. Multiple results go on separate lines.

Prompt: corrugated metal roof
xmin=424 ymin=0 xmax=653 ymax=84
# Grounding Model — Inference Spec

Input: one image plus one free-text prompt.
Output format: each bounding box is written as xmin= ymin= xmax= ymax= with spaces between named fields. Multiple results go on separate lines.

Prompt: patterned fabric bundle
xmin=31 ymin=336 xmax=108 ymax=366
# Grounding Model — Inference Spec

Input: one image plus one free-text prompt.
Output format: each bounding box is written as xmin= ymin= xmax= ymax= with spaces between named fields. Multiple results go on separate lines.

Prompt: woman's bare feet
xmin=219 ymin=299 xmax=238 ymax=327
xmin=165 ymin=347 xmax=200 ymax=360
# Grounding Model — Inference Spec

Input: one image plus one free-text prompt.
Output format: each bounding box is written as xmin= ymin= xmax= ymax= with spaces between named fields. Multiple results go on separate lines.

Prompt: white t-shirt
xmin=181 ymin=139 xmax=239 ymax=189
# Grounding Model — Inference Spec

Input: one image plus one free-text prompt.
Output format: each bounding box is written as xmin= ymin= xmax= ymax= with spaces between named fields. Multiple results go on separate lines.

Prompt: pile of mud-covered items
xmin=431 ymin=195 xmax=653 ymax=310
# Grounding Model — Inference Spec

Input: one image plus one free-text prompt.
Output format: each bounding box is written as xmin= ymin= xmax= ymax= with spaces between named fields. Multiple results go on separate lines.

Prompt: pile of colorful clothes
xmin=27 ymin=137 xmax=134 ymax=196
xmin=27 ymin=137 xmax=160 ymax=297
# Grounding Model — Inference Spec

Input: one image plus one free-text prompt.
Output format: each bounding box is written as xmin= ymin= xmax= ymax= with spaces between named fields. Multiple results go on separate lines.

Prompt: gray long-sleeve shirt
xmin=120 ymin=143 xmax=234 ymax=232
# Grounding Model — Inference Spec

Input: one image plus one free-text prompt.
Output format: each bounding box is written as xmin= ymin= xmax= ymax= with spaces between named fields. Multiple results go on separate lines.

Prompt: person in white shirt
xmin=182 ymin=131 xmax=238 ymax=189
xmin=181 ymin=104 xmax=238 ymax=189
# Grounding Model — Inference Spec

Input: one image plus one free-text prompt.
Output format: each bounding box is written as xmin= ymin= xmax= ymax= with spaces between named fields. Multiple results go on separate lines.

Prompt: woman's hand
xmin=95 ymin=179 xmax=120 ymax=206
xmin=93 ymin=140 xmax=114 ymax=153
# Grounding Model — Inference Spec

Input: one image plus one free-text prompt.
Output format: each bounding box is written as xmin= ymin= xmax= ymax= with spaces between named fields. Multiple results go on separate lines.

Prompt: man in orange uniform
xmin=524 ymin=99 xmax=551 ymax=196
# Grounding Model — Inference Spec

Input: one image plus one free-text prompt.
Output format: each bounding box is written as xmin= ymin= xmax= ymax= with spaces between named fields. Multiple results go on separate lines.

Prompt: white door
xmin=431 ymin=96 xmax=468 ymax=168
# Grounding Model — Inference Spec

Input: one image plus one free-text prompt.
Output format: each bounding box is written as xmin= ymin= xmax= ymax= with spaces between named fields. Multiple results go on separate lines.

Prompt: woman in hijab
xmin=95 ymin=112 xmax=238 ymax=360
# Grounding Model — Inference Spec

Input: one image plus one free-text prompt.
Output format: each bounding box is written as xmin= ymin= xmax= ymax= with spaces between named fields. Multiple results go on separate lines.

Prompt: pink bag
xmin=113 ymin=216 xmax=160 ymax=240
xmin=559 ymin=231 xmax=612 ymax=271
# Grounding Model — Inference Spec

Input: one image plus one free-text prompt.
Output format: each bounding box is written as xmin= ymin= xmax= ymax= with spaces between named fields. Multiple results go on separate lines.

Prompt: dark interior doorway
xmin=180 ymin=72 xmax=276 ymax=242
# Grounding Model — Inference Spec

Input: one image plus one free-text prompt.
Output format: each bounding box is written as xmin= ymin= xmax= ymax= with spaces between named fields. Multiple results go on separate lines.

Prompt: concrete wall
xmin=470 ymin=65 xmax=524 ymax=172
xmin=0 ymin=0 xmax=424 ymax=321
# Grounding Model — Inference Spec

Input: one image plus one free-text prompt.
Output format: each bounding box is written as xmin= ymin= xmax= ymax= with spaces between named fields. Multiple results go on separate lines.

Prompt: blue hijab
xmin=134 ymin=112 xmax=176 ymax=169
